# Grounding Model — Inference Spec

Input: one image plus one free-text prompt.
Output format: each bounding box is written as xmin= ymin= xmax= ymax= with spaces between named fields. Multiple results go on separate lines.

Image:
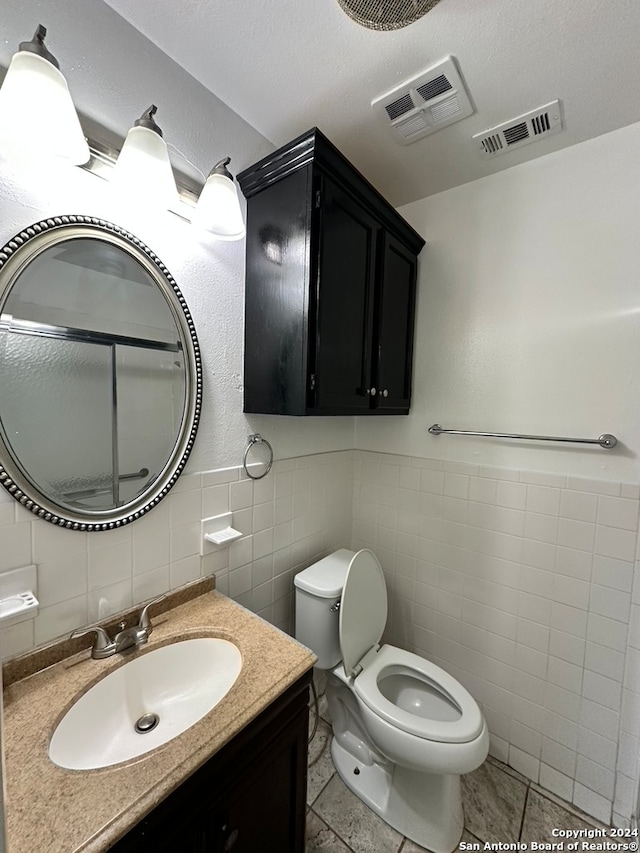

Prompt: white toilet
xmin=294 ymin=548 xmax=489 ymax=853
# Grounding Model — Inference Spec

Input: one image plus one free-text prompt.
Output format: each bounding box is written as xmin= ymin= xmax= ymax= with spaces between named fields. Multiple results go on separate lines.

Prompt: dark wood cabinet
xmin=238 ymin=128 xmax=425 ymax=416
xmin=108 ymin=673 xmax=311 ymax=853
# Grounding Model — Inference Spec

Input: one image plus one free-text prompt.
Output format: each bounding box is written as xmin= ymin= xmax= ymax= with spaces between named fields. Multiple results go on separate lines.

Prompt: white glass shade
xmin=0 ymin=51 xmax=90 ymax=165
xmin=193 ymin=172 xmax=245 ymax=240
xmin=111 ymin=125 xmax=179 ymax=210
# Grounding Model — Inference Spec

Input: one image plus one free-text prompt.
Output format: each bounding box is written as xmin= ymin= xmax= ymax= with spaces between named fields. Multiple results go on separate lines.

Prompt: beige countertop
xmin=3 ymin=587 xmax=316 ymax=853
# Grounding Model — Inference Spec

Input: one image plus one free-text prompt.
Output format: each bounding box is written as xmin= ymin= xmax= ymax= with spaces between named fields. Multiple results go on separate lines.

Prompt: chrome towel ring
xmin=243 ymin=434 xmax=274 ymax=480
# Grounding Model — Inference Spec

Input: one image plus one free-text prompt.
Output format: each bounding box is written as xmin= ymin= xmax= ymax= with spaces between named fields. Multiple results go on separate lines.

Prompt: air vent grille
xmin=473 ymin=100 xmax=563 ymax=159
xmin=416 ymin=74 xmax=453 ymax=102
xmin=430 ymin=94 xmax=460 ymax=123
xmin=397 ymin=113 xmax=430 ymax=137
xmin=385 ymin=93 xmax=415 ymax=120
xmin=532 ymin=112 xmax=551 ymax=135
xmin=503 ymin=122 xmax=529 ymax=146
xmin=480 ymin=134 xmax=504 ymax=155
xmin=372 ymin=56 xmax=474 ymax=145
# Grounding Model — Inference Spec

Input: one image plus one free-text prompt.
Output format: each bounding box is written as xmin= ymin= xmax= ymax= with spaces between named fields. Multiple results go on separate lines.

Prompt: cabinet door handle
xmin=366 ymin=387 xmax=377 ymax=396
xmin=224 ymin=827 xmax=239 ymax=850
xmin=379 ymin=389 xmax=389 ymax=398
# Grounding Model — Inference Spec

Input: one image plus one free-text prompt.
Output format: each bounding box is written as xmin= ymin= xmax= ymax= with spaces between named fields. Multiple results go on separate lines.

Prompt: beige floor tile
xmin=461 ymin=760 xmax=527 ymax=843
xmin=486 ymin=754 xmax=529 ymax=786
xmin=400 ymin=837 xmax=434 ymax=852
xmin=529 ymin=784 xmax=608 ymax=829
xmin=401 ymin=826 xmax=481 ymax=853
xmin=306 ymin=808 xmax=352 ymax=852
xmin=307 ymin=719 xmax=337 ymax=805
xmin=461 ymin=830 xmax=483 ymax=844
xmin=318 ymin=691 xmax=331 ymax=723
xmin=521 ymin=790 xmax=602 ymax=844
xmin=314 ymin=773 xmax=404 ymax=853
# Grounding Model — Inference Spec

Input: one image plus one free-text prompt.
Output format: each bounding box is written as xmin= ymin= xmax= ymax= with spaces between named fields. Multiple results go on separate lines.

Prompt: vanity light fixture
xmin=0 ymin=24 xmax=244 ymax=237
xmin=0 ymin=24 xmax=90 ymax=165
xmin=192 ymin=157 xmax=245 ymax=240
xmin=111 ymin=105 xmax=179 ymax=209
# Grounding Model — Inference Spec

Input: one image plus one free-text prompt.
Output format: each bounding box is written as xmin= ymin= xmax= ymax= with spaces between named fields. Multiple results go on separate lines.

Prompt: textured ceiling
xmin=101 ymin=0 xmax=640 ymax=206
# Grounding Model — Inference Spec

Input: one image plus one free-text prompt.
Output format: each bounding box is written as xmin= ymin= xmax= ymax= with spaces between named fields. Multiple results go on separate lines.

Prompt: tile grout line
xmin=518 ymin=782 xmax=532 ymax=842
xmin=308 ymin=771 xmax=335 ymax=806
xmin=309 ymin=804 xmax=359 ymax=852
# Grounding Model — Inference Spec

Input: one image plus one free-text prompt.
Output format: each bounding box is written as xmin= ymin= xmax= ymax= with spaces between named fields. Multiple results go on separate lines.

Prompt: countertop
xmin=3 ymin=587 xmax=316 ymax=853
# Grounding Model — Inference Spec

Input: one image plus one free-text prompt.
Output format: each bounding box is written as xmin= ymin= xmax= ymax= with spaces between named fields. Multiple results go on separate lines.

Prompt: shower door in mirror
xmin=0 ymin=217 xmax=201 ymax=530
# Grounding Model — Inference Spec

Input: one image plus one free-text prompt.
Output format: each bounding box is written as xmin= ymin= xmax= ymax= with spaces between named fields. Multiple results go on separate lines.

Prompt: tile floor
xmin=306 ymin=697 xmax=606 ymax=853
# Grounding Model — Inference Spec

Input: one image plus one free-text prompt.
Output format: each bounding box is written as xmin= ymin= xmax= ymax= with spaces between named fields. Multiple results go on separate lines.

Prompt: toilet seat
xmin=353 ymin=644 xmax=485 ymax=744
xmin=338 ymin=550 xmax=484 ymax=745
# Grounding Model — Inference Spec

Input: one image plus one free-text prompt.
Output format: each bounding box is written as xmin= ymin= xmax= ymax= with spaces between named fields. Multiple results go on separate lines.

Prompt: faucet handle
xmin=138 ymin=594 xmax=167 ymax=631
xmin=70 ymin=625 xmax=114 ymax=656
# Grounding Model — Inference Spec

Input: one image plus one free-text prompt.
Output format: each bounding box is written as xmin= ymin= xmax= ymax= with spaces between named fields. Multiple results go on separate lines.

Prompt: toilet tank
xmin=293 ymin=549 xmax=354 ymax=669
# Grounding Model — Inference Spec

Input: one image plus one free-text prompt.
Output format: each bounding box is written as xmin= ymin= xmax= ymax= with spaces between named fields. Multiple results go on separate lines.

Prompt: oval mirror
xmin=0 ymin=216 xmax=202 ymax=531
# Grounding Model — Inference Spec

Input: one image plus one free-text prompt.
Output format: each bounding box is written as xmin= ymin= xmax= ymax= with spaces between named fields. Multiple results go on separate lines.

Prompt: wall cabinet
xmin=108 ymin=673 xmax=311 ymax=852
xmin=237 ymin=128 xmax=425 ymax=416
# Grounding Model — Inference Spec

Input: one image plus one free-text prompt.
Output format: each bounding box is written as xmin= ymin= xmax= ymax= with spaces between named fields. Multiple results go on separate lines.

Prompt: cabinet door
xmin=107 ymin=796 xmax=210 ymax=852
xmin=372 ymin=232 xmax=418 ymax=413
xmin=311 ymin=175 xmax=379 ymax=414
xmin=211 ymin=705 xmax=308 ymax=852
xmin=243 ymin=166 xmax=313 ymax=416
xmin=108 ymin=676 xmax=310 ymax=853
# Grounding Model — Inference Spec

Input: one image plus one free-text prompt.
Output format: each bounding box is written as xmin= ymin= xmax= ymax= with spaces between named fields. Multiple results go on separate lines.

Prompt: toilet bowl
xmin=294 ymin=548 xmax=489 ymax=853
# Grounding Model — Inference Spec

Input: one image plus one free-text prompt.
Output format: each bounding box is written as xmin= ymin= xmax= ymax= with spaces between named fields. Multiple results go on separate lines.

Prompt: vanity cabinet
xmin=237 ymin=128 xmax=425 ymax=416
xmin=108 ymin=673 xmax=311 ymax=853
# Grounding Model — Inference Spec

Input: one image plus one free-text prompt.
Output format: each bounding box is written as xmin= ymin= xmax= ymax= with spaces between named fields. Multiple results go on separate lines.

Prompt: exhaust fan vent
xmin=397 ymin=113 xmax=430 ymax=138
xmin=430 ymin=94 xmax=460 ymax=123
xmin=416 ymin=74 xmax=453 ymax=102
xmin=385 ymin=93 xmax=414 ymax=121
xmin=372 ymin=56 xmax=474 ymax=145
xmin=473 ymin=101 xmax=563 ymax=159
xmin=336 ymin=0 xmax=442 ymax=31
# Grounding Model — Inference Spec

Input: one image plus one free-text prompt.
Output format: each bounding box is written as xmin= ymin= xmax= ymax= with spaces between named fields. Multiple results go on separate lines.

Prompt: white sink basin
xmin=49 ymin=637 xmax=242 ymax=770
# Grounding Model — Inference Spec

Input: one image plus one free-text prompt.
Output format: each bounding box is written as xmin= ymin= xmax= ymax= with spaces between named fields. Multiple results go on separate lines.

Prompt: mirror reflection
xmin=0 ymin=219 xmax=201 ymax=529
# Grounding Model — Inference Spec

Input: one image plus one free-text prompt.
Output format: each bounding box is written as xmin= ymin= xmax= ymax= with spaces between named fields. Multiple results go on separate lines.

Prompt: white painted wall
xmin=350 ymin=123 xmax=640 ymax=826
xmin=0 ymin=5 xmax=359 ymax=641
xmin=356 ymin=122 xmax=640 ymax=481
xmin=0 ymin=1 xmax=355 ymax=472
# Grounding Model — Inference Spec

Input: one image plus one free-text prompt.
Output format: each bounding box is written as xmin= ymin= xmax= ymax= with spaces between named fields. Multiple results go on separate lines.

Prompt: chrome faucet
xmin=70 ymin=594 xmax=166 ymax=659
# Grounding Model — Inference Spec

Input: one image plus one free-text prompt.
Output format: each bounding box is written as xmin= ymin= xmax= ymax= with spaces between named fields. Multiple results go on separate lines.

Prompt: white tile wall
xmin=2 ymin=446 xmax=640 ymax=828
xmin=352 ymin=450 xmax=640 ymax=827
xmin=0 ymin=450 xmax=353 ymax=656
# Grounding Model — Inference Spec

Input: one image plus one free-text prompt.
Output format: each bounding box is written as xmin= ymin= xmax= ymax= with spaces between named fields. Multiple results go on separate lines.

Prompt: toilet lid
xmin=339 ymin=549 xmax=387 ymax=678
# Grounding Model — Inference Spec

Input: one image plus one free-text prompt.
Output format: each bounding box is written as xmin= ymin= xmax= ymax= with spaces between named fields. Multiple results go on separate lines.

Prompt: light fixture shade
xmin=193 ymin=160 xmax=245 ymax=240
xmin=0 ymin=49 xmax=90 ymax=165
xmin=111 ymin=110 xmax=179 ymax=210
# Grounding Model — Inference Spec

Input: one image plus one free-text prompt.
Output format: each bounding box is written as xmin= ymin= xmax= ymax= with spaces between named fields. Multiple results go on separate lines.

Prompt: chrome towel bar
xmin=428 ymin=424 xmax=618 ymax=450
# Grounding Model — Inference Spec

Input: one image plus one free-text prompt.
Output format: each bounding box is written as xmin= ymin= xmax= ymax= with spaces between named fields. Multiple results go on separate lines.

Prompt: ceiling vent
xmin=371 ymin=56 xmax=474 ymax=145
xmin=336 ymin=0 xmax=442 ymax=31
xmin=473 ymin=100 xmax=563 ymax=158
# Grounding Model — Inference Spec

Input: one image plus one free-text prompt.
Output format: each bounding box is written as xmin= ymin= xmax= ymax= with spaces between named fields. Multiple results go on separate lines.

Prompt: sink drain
xmin=134 ymin=712 xmax=160 ymax=734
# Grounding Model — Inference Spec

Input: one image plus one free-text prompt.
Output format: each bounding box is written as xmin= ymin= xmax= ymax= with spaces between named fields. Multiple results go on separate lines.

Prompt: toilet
xmin=294 ymin=548 xmax=489 ymax=853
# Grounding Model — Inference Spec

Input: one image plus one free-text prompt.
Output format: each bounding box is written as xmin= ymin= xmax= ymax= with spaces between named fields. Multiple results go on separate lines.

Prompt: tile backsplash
xmin=1 ymin=446 xmax=639 ymax=827
xmin=351 ymin=450 xmax=640 ymax=828
xmin=0 ymin=450 xmax=354 ymax=656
